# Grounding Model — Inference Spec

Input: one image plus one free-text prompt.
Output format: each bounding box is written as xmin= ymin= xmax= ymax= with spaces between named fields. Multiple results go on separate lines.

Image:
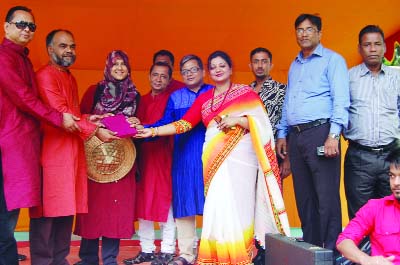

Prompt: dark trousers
xmin=288 ymin=123 xmax=342 ymax=250
xmin=79 ymin=237 xmax=120 ymax=265
xmin=0 ymin=156 xmax=20 ymax=265
xmin=29 ymin=215 xmax=74 ymax=265
xmin=344 ymin=145 xmax=392 ymax=219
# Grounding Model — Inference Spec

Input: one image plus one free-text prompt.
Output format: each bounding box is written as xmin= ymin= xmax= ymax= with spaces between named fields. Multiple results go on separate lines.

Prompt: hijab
xmin=93 ymin=50 xmax=138 ymax=117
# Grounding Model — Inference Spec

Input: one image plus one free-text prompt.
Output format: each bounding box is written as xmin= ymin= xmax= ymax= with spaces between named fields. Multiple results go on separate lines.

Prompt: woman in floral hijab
xmin=75 ymin=50 xmax=140 ymax=265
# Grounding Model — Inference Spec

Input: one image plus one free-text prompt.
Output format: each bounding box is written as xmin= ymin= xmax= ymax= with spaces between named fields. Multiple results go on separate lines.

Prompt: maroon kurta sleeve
xmin=0 ymin=47 xmax=62 ymax=128
xmin=80 ymin=85 xmax=97 ymax=114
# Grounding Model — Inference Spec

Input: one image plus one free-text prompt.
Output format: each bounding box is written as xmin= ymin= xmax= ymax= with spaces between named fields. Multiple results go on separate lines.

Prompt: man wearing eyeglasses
xmin=276 ymin=13 xmax=350 ymax=252
xmin=0 ymin=6 xmax=81 ymax=265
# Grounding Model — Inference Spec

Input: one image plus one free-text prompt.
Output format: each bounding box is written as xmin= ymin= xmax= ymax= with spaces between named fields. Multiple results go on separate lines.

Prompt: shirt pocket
xmin=374 ymin=224 xmax=400 ymax=253
xmin=380 ymin=75 xmax=399 ymax=109
xmin=302 ymin=66 xmax=328 ymax=95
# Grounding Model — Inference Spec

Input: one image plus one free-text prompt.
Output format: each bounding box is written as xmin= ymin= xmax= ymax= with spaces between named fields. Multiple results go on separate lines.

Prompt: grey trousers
xmin=29 ymin=216 xmax=74 ymax=265
xmin=344 ymin=144 xmax=392 ymax=219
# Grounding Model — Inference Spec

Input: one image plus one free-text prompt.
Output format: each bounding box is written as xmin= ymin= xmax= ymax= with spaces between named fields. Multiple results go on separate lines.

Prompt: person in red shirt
xmin=153 ymin=50 xmax=185 ymax=92
xmin=336 ymin=145 xmax=400 ymax=265
xmin=124 ymin=62 xmax=176 ymax=265
xmin=0 ymin=6 xmax=81 ymax=265
xmin=29 ymin=29 xmax=117 ymax=265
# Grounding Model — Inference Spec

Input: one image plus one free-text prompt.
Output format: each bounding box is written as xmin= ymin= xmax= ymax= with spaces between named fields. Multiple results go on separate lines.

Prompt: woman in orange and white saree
xmin=135 ymin=51 xmax=290 ymax=265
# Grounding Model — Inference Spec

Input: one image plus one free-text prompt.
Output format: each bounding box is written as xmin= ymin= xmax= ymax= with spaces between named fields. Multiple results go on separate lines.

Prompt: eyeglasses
xmin=8 ymin=21 xmax=37 ymax=32
xmin=296 ymin=27 xmax=317 ymax=35
xmin=181 ymin=67 xmax=200 ymax=76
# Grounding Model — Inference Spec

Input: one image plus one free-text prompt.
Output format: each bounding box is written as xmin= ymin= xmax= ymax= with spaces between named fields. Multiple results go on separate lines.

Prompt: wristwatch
xmin=328 ymin=133 xmax=340 ymax=140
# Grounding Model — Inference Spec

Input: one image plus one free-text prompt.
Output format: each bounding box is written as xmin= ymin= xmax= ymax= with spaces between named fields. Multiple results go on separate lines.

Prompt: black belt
xmin=290 ymin=119 xmax=329 ymax=133
xmin=349 ymin=139 xmax=398 ymax=153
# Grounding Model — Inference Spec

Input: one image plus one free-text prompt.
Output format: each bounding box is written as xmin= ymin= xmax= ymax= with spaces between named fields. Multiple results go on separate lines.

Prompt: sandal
xmin=168 ymin=256 xmax=191 ymax=265
xmin=123 ymin=252 xmax=156 ymax=265
xmin=151 ymin=252 xmax=174 ymax=265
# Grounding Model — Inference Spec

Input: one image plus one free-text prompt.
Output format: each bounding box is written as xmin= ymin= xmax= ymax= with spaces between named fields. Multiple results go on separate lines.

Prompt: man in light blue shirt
xmin=276 ymin=13 xmax=350 ymax=251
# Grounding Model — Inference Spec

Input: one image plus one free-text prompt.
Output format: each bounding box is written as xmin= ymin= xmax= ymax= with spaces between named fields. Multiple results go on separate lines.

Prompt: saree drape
xmin=175 ymin=84 xmax=290 ymax=265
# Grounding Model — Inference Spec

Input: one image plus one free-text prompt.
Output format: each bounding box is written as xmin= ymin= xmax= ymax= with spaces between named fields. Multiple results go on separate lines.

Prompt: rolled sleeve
xmin=336 ymin=201 xmax=375 ymax=247
xmin=276 ymin=95 xmax=289 ymax=138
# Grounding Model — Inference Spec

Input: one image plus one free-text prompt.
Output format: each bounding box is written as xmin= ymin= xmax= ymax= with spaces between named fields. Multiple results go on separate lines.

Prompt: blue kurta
xmin=150 ymin=84 xmax=213 ymax=218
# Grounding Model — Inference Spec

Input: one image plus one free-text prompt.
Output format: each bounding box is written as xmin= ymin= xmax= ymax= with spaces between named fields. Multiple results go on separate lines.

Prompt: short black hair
xmin=153 ymin=50 xmax=174 ymax=66
xmin=207 ymin=50 xmax=232 ymax=70
xmin=385 ymin=143 xmax=400 ymax=168
xmin=250 ymin=47 xmax=273 ymax=62
xmin=179 ymin=54 xmax=203 ymax=71
xmin=295 ymin=14 xmax=322 ymax=31
xmin=150 ymin=61 xmax=172 ymax=79
xmin=5 ymin=6 xmax=33 ymax=22
xmin=46 ymin=29 xmax=74 ymax=47
xmin=358 ymin=25 xmax=385 ymax=44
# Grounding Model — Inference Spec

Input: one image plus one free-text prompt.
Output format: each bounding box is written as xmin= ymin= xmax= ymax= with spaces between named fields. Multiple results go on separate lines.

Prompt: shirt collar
xmin=2 ymin=37 xmax=30 ymax=56
xmin=296 ymin=44 xmax=323 ymax=62
xmin=48 ymin=61 xmax=70 ymax=73
xmin=383 ymin=194 xmax=400 ymax=206
xmin=184 ymin=83 xmax=211 ymax=94
xmin=380 ymin=63 xmax=390 ymax=74
xmin=250 ymin=76 xmax=272 ymax=88
xmin=359 ymin=62 xmax=387 ymax=77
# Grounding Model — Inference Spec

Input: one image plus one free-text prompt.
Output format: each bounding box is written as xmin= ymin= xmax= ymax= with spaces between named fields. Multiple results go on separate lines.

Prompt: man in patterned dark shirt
xmin=249 ymin=48 xmax=286 ymax=137
xmin=249 ymin=47 xmax=290 ymax=265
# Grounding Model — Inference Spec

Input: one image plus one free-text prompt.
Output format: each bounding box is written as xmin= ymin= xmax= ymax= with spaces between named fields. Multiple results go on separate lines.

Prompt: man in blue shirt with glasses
xmin=276 ymin=13 xmax=350 ymax=253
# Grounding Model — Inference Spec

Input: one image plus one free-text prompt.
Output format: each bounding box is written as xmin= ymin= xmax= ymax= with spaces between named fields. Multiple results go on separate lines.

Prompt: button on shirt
xmin=336 ymin=195 xmax=400 ymax=263
xmin=277 ymin=44 xmax=350 ymax=138
xmin=343 ymin=63 xmax=400 ymax=146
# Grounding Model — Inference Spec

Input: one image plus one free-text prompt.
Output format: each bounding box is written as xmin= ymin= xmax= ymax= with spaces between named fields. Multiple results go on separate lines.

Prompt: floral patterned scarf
xmin=93 ymin=50 xmax=138 ymax=116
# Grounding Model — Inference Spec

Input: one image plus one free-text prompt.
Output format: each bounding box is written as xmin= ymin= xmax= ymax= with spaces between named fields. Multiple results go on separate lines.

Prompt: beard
xmin=255 ymin=73 xmax=267 ymax=79
xmin=254 ymin=68 xmax=267 ymax=79
xmin=394 ymin=191 xmax=400 ymax=202
xmin=51 ymin=53 xmax=76 ymax=67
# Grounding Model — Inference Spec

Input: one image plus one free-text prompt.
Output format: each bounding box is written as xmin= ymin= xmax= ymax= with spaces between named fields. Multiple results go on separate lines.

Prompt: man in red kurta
xmin=153 ymin=49 xmax=185 ymax=93
xmin=0 ymin=7 xmax=81 ymax=265
xmin=124 ymin=62 xmax=176 ymax=265
xmin=28 ymin=29 xmax=118 ymax=265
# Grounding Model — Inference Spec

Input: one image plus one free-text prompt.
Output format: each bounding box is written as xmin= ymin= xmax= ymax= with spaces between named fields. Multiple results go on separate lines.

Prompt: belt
xmin=349 ymin=139 xmax=398 ymax=153
xmin=290 ymin=119 xmax=329 ymax=133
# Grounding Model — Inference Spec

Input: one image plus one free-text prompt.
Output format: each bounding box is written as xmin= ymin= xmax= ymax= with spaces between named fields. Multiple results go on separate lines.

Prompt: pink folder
xmin=101 ymin=114 xmax=137 ymax=138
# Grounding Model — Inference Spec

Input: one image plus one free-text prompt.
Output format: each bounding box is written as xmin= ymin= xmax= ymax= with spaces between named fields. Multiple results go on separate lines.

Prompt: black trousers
xmin=344 ymin=144 xmax=392 ymax=219
xmin=79 ymin=237 xmax=120 ymax=265
xmin=29 ymin=216 xmax=74 ymax=265
xmin=288 ymin=123 xmax=342 ymax=250
xmin=0 ymin=152 xmax=20 ymax=265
